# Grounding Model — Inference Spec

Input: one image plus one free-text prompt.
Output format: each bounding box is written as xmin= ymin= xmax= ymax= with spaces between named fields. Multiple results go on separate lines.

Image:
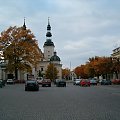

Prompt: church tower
xmin=43 ymin=18 xmax=54 ymax=61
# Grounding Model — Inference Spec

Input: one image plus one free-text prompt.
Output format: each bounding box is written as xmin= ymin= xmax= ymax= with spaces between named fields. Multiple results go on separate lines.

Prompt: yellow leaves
xmin=0 ymin=26 xmax=42 ymax=73
xmin=62 ymin=68 xmax=70 ymax=77
xmin=45 ymin=63 xmax=58 ymax=80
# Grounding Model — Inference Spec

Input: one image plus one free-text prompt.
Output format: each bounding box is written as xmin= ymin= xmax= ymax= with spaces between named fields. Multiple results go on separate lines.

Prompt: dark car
xmin=101 ymin=79 xmax=112 ymax=85
xmin=42 ymin=79 xmax=51 ymax=87
xmin=25 ymin=80 xmax=39 ymax=91
xmin=0 ymin=80 xmax=6 ymax=88
xmin=56 ymin=79 xmax=66 ymax=87
xmin=0 ymin=80 xmax=3 ymax=88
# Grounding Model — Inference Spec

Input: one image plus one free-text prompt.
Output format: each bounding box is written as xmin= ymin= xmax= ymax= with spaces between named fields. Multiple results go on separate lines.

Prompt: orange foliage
xmin=74 ymin=56 xmax=119 ymax=79
xmin=74 ymin=65 xmax=88 ymax=78
xmin=0 ymin=26 xmax=42 ymax=73
xmin=62 ymin=68 xmax=70 ymax=79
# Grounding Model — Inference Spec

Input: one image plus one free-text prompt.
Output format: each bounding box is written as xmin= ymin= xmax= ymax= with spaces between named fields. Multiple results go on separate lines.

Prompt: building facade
xmin=111 ymin=47 xmax=120 ymax=58
xmin=111 ymin=46 xmax=120 ymax=79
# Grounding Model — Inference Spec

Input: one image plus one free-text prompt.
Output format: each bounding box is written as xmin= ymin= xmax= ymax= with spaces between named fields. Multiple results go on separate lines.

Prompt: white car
xmin=73 ymin=79 xmax=81 ymax=85
xmin=7 ymin=79 xmax=15 ymax=84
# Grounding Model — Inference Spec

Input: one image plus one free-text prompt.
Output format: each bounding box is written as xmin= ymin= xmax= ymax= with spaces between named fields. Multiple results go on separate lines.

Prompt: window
xmin=48 ymin=55 xmax=50 ymax=58
xmin=41 ymin=68 xmax=43 ymax=71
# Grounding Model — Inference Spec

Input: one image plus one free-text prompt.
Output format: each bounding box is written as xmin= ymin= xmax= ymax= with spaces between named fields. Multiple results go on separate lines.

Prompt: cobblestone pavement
xmin=0 ymin=83 xmax=120 ymax=120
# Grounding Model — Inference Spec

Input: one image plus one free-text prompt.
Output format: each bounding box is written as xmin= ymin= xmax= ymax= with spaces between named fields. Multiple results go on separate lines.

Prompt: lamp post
xmin=70 ymin=61 xmax=71 ymax=80
xmin=52 ymin=63 xmax=54 ymax=82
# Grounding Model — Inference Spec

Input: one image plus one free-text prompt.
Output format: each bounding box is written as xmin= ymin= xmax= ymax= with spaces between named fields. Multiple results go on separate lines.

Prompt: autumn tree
xmin=0 ymin=26 xmax=42 ymax=80
xmin=45 ymin=63 xmax=58 ymax=81
xmin=74 ymin=56 xmax=117 ymax=79
xmin=74 ymin=66 xmax=81 ymax=78
xmin=74 ymin=65 xmax=88 ymax=78
xmin=84 ymin=62 xmax=95 ymax=78
xmin=88 ymin=56 xmax=113 ymax=79
xmin=62 ymin=68 xmax=70 ymax=80
xmin=87 ymin=56 xmax=101 ymax=78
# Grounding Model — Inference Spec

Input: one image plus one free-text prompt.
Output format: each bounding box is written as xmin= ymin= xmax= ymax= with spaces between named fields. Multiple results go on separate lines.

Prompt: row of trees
xmin=74 ymin=56 xmax=120 ymax=79
xmin=62 ymin=56 xmax=120 ymax=80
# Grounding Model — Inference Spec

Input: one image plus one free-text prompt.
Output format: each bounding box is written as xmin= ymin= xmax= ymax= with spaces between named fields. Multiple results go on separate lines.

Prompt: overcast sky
xmin=0 ymin=0 xmax=120 ymax=69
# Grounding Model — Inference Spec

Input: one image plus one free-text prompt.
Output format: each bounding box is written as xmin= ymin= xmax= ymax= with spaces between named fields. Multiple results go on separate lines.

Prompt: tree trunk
xmin=115 ymin=71 xmax=118 ymax=79
xmin=15 ymin=67 xmax=18 ymax=80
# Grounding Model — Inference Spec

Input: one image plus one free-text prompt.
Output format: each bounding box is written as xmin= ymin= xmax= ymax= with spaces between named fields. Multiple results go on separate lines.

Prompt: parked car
xmin=7 ymin=79 xmax=15 ymax=84
xmin=73 ymin=79 xmax=81 ymax=85
xmin=25 ymin=80 xmax=39 ymax=91
xmin=112 ymin=79 xmax=120 ymax=85
xmin=42 ymin=79 xmax=51 ymax=87
xmin=80 ymin=79 xmax=90 ymax=87
xmin=56 ymin=79 xmax=66 ymax=87
xmin=90 ymin=79 xmax=97 ymax=85
xmin=101 ymin=79 xmax=112 ymax=85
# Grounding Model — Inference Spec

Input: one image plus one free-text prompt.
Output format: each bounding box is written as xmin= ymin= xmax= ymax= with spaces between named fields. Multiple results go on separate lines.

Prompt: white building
xmin=37 ymin=19 xmax=62 ymax=79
